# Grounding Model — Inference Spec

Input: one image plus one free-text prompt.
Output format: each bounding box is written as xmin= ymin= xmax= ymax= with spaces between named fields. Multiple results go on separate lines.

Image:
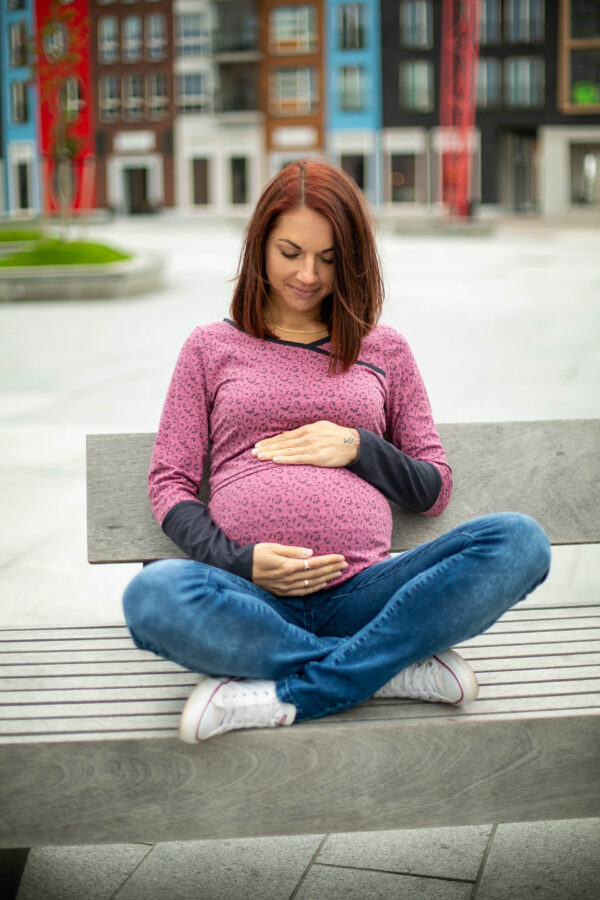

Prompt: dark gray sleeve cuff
xmin=162 ymin=501 xmax=255 ymax=581
xmin=347 ymin=428 xmax=442 ymax=513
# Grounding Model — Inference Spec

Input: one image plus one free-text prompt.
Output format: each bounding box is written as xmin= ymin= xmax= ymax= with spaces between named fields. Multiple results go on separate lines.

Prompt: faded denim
xmin=123 ymin=513 xmax=551 ymax=721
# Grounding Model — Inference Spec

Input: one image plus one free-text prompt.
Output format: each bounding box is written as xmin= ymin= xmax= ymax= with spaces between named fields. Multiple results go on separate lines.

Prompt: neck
xmin=265 ymin=304 xmax=327 ymax=335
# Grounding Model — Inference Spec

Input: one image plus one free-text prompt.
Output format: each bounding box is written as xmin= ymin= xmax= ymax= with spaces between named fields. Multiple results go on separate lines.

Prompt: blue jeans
xmin=123 ymin=513 xmax=550 ymax=721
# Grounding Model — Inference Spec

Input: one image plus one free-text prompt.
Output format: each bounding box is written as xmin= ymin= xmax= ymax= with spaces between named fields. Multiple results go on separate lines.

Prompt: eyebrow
xmin=277 ymin=238 xmax=335 ymax=254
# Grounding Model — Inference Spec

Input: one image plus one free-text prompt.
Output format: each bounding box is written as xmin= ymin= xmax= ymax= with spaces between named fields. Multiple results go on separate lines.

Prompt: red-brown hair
xmin=230 ymin=159 xmax=384 ymax=372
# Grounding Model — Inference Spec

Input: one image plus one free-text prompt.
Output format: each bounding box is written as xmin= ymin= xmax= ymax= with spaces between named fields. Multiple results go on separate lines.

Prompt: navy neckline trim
xmin=222 ymin=318 xmax=385 ymax=377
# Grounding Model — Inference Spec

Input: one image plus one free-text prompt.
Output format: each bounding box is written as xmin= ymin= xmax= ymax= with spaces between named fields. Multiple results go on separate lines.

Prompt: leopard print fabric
xmin=149 ymin=320 xmax=452 ymax=584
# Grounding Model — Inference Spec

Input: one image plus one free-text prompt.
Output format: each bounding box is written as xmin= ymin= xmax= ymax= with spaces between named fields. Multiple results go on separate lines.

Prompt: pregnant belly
xmin=208 ymin=464 xmax=392 ymax=582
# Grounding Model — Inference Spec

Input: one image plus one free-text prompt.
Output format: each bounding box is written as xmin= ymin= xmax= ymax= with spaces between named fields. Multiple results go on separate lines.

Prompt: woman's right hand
xmin=252 ymin=543 xmax=348 ymax=596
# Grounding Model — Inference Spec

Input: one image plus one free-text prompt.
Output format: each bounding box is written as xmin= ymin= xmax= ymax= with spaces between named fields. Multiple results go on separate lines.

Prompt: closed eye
xmin=280 ymin=251 xmax=334 ymax=265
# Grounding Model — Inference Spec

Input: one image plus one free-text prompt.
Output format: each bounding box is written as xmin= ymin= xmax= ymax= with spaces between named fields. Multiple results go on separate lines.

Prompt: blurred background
xmin=1 ymin=0 xmax=600 ymax=220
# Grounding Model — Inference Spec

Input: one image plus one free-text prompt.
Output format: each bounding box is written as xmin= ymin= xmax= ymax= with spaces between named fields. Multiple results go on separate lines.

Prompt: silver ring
xmin=304 ymin=579 xmax=309 ymax=588
xmin=303 ymin=559 xmax=310 ymax=570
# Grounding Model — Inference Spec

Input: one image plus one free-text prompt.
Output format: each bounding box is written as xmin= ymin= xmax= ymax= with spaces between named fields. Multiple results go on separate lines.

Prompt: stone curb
xmin=0 ymin=252 xmax=166 ymax=302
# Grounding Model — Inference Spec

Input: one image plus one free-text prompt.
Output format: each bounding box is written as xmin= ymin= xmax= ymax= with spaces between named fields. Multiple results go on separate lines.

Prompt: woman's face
xmin=265 ymin=206 xmax=335 ymax=323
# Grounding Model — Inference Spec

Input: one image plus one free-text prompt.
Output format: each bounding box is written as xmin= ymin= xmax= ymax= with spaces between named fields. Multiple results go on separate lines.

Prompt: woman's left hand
xmin=251 ymin=421 xmax=360 ymax=468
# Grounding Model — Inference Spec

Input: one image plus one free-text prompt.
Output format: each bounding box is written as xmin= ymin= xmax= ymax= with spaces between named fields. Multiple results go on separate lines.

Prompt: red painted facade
xmin=34 ymin=0 xmax=96 ymax=212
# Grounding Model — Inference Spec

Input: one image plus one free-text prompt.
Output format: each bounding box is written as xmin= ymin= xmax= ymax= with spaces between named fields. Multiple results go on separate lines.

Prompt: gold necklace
xmin=266 ymin=318 xmax=329 ymax=335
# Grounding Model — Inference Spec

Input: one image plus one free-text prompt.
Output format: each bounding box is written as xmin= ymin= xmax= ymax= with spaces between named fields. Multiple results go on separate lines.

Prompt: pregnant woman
xmin=123 ymin=160 xmax=551 ymax=742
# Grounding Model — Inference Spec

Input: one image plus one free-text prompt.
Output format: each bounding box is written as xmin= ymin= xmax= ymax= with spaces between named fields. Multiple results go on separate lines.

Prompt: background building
xmin=34 ymin=0 xmax=96 ymax=215
xmin=1 ymin=0 xmax=41 ymax=216
xmin=1 ymin=0 xmax=599 ymax=218
xmin=261 ymin=0 xmax=325 ymax=173
xmin=327 ymin=0 xmax=383 ymax=205
xmin=91 ymin=0 xmax=175 ymax=214
xmin=173 ymin=0 xmax=264 ymax=214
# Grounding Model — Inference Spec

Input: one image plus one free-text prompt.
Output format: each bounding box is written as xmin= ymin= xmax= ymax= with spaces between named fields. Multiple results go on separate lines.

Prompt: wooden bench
xmin=1 ymin=420 xmax=599 ymax=896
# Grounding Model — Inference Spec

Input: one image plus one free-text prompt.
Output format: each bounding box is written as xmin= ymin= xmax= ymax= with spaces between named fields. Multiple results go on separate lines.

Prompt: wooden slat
xmin=86 ymin=420 xmax=600 ymax=563
xmin=469 ymin=653 xmax=600 ymax=670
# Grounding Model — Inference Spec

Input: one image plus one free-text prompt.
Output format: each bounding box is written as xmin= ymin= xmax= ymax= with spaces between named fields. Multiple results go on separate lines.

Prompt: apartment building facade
xmin=327 ymin=0 xmax=383 ymax=205
xmin=1 ymin=0 xmax=41 ymax=215
xmin=261 ymin=0 xmax=325 ymax=174
xmin=173 ymin=0 xmax=264 ymax=213
xmin=380 ymin=0 xmax=600 ymax=215
xmin=91 ymin=0 xmax=175 ymax=213
xmin=2 ymin=0 xmax=599 ymax=217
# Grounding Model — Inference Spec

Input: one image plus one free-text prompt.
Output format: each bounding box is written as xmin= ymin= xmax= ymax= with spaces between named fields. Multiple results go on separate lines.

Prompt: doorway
xmin=571 ymin=144 xmax=600 ymax=205
xmin=124 ymin=167 xmax=150 ymax=214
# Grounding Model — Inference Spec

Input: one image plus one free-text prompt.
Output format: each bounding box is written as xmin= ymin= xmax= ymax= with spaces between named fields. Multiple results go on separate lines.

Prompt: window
xmin=230 ymin=157 xmax=248 ymax=204
xmin=504 ymin=56 xmax=544 ymax=106
xmin=43 ymin=23 xmax=69 ymax=61
xmin=99 ymin=75 xmax=121 ymax=122
xmin=11 ymin=81 xmax=29 ymax=123
xmin=146 ymin=13 xmax=167 ymax=60
xmin=123 ymin=74 xmax=144 ymax=120
xmin=123 ymin=16 xmax=143 ymax=62
xmin=340 ymin=66 xmax=366 ymax=111
xmin=570 ymin=49 xmax=600 ymax=106
xmin=570 ymin=0 xmax=600 ymax=39
xmin=98 ymin=17 xmax=119 ymax=64
xmin=17 ymin=162 xmax=30 ymax=210
xmin=147 ymin=73 xmax=168 ymax=119
xmin=504 ymin=0 xmax=544 ymax=43
xmin=193 ymin=158 xmax=210 ymax=205
xmin=175 ymin=13 xmax=210 ymax=57
xmin=390 ymin=153 xmax=416 ymax=202
xmin=270 ymin=6 xmax=316 ymax=53
xmin=341 ymin=154 xmax=365 ymax=190
xmin=399 ymin=60 xmax=434 ymax=111
xmin=59 ymin=77 xmax=85 ymax=121
xmin=561 ymin=2 xmax=600 ymax=111
xmin=97 ymin=0 xmax=116 ymax=5
xmin=479 ymin=0 xmax=501 ymax=44
xmin=338 ymin=3 xmax=367 ymax=50
xmin=176 ymin=73 xmax=211 ymax=113
xmin=9 ymin=21 xmax=27 ymax=67
xmin=270 ymin=67 xmax=317 ymax=114
xmin=476 ymin=58 xmax=502 ymax=107
xmin=399 ymin=0 xmax=432 ymax=49
xmin=7 ymin=0 xmax=26 ymax=10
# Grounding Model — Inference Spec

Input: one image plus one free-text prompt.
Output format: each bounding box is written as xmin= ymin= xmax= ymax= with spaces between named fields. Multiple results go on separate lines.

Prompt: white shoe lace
xmin=378 ymin=659 xmax=446 ymax=702
xmin=213 ymin=681 xmax=292 ymax=735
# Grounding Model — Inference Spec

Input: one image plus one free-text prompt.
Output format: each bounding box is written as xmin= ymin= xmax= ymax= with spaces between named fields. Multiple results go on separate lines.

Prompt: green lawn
xmin=0 ymin=229 xmax=45 ymax=242
xmin=0 ymin=238 xmax=132 ymax=267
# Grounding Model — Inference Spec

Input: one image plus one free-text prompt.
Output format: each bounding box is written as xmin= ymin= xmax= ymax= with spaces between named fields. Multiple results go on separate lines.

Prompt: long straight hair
xmin=229 ymin=160 xmax=384 ymax=372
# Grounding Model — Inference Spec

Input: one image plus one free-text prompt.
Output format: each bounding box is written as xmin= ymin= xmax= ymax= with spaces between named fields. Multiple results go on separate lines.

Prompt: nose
xmin=297 ymin=256 xmax=318 ymax=284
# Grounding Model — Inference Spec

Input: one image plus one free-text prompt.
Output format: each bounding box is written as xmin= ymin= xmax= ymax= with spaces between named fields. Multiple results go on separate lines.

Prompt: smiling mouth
xmin=290 ymin=285 xmax=319 ymax=296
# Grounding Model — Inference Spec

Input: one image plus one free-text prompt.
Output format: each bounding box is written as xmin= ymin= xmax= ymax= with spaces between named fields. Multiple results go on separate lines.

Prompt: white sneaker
xmin=179 ymin=677 xmax=297 ymax=742
xmin=373 ymin=650 xmax=479 ymax=705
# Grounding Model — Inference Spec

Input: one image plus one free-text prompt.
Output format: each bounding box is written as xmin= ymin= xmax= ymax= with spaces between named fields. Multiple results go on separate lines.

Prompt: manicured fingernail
xmin=302 ymin=548 xmax=313 ymax=558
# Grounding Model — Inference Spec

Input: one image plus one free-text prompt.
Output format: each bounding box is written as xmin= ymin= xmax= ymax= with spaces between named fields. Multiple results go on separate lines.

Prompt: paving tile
xmin=16 ymin=843 xmax=152 ymax=900
xmin=476 ymin=818 xmax=600 ymax=899
xmin=114 ymin=834 xmax=325 ymax=900
xmin=295 ymin=864 xmax=472 ymax=900
xmin=318 ymin=825 xmax=492 ymax=881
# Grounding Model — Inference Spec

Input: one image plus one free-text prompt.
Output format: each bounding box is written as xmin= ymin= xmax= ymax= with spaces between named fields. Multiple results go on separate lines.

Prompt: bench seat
xmin=1 ymin=594 xmax=599 ymax=848
xmin=1 ymin=419 xmax=599 ymax=868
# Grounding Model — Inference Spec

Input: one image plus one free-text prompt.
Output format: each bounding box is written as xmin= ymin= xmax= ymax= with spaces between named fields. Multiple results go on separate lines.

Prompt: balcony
xmin=212 ymin=1 xmax=259 ymax=58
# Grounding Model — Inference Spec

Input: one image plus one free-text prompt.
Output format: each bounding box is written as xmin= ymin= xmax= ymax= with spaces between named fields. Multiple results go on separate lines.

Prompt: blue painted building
xmin=326 ymin=0 xmax=382 ymax=204
xmin=1 ymin=0 xmax=40 ymax=215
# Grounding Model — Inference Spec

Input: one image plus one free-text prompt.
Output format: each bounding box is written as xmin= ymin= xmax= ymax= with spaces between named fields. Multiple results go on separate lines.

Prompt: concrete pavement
xmin=1 ymin=213 xmax=599 ymax=898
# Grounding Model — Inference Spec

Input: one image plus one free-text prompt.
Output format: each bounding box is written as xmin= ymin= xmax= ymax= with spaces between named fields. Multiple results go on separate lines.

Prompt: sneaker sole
xmin=179 ymin=676 xmax=230 ymax=743
xmin=434 ymin=650 xmax=479 ymax=704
